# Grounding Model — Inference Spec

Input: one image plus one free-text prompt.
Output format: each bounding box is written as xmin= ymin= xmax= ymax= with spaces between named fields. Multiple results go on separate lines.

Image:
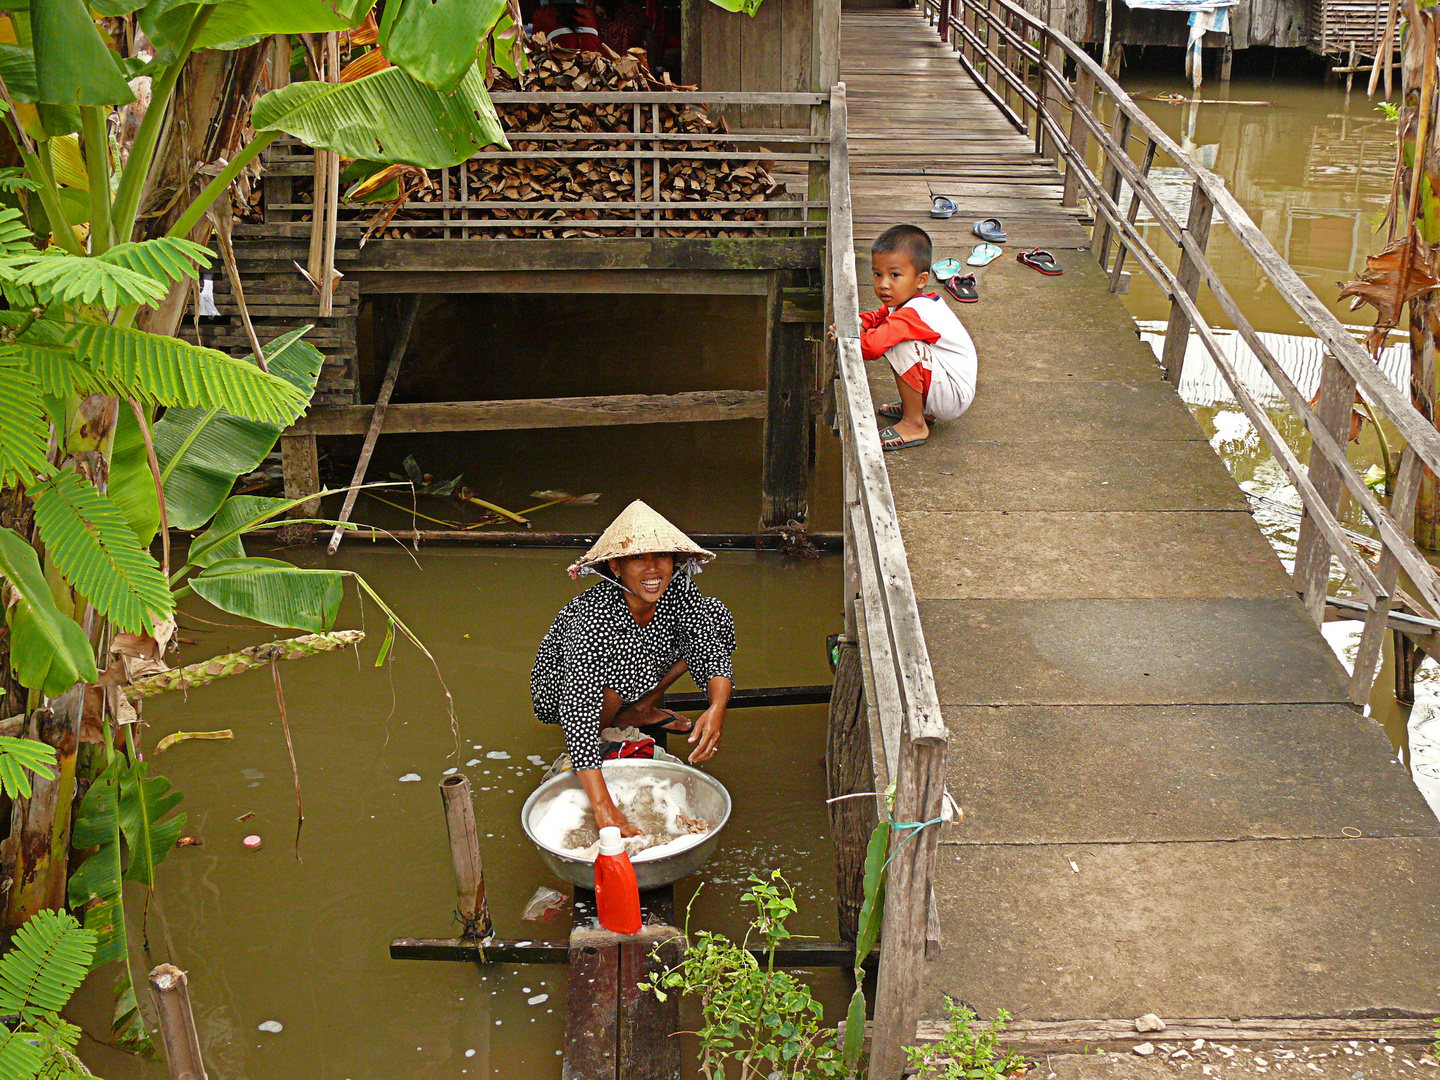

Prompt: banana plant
xmin=0 ymin=0 xmax=497 ymax=1062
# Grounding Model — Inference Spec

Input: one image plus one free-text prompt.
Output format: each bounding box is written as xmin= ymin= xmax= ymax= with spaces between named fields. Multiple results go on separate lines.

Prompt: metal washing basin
xmin=520 ymin=757 xmax=732 ymax=891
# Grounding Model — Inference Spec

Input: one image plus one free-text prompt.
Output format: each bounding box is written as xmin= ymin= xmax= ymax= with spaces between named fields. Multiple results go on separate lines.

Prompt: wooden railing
xmin=827 ymin=83 xmax=950 ymax=1077
xmin=262 ymin=91 xmax=830 ymax=239
xmin=922 ymin=0 xmax=1440 ymax=707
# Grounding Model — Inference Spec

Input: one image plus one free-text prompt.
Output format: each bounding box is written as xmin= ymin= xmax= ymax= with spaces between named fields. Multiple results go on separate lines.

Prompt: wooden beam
xmin=354 ymin=269 xmax=775 ymax=296
xmin=334 ymin=528 xmax=844 ymax=550
xmin=388 ymin=936 xmax=875 ymax=968
xmin=827 ymin=640 xmax=876 ymax=942
xmin=326 ymin=294 xmax=420 ymax=554
xmin=918 ymin=1016 xmax=1440 ymax=1047
xmin=287 ymin=390 xmax=768 ymax=436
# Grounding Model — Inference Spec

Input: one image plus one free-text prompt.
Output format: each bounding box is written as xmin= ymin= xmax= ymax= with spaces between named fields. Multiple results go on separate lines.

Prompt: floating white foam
xmin=398 ymin=773 xmax=421 ymax=783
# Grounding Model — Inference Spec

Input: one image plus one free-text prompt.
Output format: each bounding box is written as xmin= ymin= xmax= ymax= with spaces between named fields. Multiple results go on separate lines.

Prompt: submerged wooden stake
xmin=440 ymin=775 xmax=492 ymax=938
xmin=149 ymin=964 xmax=206 ymax=1080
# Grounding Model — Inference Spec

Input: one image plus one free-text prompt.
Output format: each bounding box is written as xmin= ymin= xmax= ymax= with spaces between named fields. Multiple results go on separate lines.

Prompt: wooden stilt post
xmin=440 ymin=774 xmax=492 ymax=938
xmin=564 ymin=888 xmax=682 ymax=1080
xmin=326 ymin=293 xmax=421 ymax=554
xmin=149 ymin=964 xmax=207 ymax=1080
xmin=1220 ymin=33 xmax=1234 ymax=82
xmin=279 ymin=432 xmax=321 ymax=544
xmin=1159 ymin=182 xmax=1214 ymax=388
xmin=761 ymin=272 xmax=811 ymax=529
xmin=827 ymin=639 xmax=876 ymax=942
xmin=1394 ymin=628 xmax=1425 ymax=705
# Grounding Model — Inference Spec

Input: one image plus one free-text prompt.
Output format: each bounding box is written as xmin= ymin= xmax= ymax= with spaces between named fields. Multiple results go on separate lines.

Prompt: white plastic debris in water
xmin=528 ymin=755 xmax=547 ymax=766
xmin=486 ymin=751 xmax=510 ymax=760
xmin=398 ymin=773 xmax=422 ymax=783
xmin=530 ymin=776 xmax=712 ymax=862
xmin=443 ymin=767 xmax=458 ymax=776
xmin=466 ymin=758 xmax=481 ymax=767
xmin=529 ymin=993 xmax=549 ymax=1006
xmin=465 ymin=1049 xmax=476 ymax=1058
xmin=258 ymin=1021 xmax=283 ymax=1033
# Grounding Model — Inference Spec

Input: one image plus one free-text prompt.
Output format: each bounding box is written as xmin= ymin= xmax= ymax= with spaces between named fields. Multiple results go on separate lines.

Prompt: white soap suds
xmin=530 ymin=776 xmax=712 ymax=862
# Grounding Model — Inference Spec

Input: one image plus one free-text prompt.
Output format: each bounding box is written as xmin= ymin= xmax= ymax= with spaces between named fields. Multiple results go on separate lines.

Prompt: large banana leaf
xmin=0 ymin=526 xmax=97 ymax=697
xmin=118 ymin=761 xmax=186 ymax=887
xmin=109 ymin=404 xmax=163 ymax=548
xmin=251 ymin=62 xmax=508 ymax=169
xmin=154 ymin=326 xmax=323 ymax=530
xmin=185 ymin=494 xmax=290 ymax=567
xmin=190 ymin=557 xmax=345 ymax=632
xmin=30 ymin=471 xmax=174 ymax=635
xmin=67 ymin=764 xmax=154 ymax=1054
xmin=72 ymin=323 xmax=310 ymax=425
xmin=142 ymin=0 xmax=368 ymax=55
xmin=31 ymin=0 xmax=134 ymax=106
xmin=381 ymin=0 xmax=508 ymax=94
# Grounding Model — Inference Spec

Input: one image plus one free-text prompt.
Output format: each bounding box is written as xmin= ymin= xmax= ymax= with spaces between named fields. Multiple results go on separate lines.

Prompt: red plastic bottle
xmin=593 ymin=826 xmax=642 ymax=934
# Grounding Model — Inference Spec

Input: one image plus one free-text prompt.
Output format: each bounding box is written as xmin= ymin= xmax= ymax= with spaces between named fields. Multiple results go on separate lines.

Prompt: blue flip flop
xmin=973 ymin=217 xmax=1007 ymax=243
xmin=931 ymin=195 xmax=958 ymax=219
xmin=931 ymin=257 xmax=964 ymax=281
xmin=967 ymin=242 xmax=1002 ymax=266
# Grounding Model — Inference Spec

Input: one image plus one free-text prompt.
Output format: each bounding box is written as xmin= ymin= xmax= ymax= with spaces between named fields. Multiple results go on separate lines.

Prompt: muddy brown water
xmin=69 ymin=72 xmax=1440 ymax=1078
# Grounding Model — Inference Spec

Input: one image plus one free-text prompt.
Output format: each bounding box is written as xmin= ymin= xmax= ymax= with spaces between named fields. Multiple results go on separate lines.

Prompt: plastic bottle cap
xmin=597 ymin=825 xmax=624 ymax=856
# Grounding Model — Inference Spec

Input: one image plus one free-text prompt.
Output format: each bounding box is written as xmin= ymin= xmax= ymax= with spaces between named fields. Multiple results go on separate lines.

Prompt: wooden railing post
xmin=1109 ymin=137 xmax=1156 ymax=293
xmin=1060 ymin=65 xmax=1095 ymax=208
xmin=1294 ymin=351 xmax=1360 ymax=625
xmin=1159 ymin=182 xmax=1214 ymax=387
xmin=1349 ymin=446 xmax=1423 ymax=702
xmin=1093 ymin=106 xmax=1131 ymax=266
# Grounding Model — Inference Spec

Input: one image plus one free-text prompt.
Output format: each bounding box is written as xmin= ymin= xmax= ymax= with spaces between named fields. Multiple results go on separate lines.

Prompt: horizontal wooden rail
xmin=934 ymin=0 xmax=1440 ymax=705
xmin=285 ymin=390 xmax=767 ymax=436
xmin=487 ymin=90 xmax=828 ymax=105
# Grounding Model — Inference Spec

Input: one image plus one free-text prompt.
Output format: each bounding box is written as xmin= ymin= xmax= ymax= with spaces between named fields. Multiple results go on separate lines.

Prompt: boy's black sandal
xmin=944 ymin=273 xmax=979 ymax=303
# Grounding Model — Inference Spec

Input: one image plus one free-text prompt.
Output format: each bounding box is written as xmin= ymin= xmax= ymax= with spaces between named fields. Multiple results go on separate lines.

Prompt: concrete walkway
xmin=842 ymin=8 xmax=1440 ymax=1023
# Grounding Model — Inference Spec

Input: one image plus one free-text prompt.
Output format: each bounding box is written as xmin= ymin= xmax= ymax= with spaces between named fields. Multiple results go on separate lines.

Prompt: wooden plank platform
xmin=840 ymin=4 xmax=1440 ymax=1042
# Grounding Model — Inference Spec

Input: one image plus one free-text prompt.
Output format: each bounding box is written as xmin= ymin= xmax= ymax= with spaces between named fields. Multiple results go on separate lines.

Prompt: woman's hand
xmin=594 ymin=800 xmax=641 ymax=838
xmin=687 ymin=704 xmax=724 ymax=764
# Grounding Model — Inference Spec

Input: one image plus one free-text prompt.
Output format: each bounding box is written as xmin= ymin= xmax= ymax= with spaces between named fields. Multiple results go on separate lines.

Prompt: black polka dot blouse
xmin=531 ymin=572 xmax=737 ymax=771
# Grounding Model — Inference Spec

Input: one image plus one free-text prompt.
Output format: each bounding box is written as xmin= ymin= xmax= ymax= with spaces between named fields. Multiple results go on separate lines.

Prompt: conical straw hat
xmin=567 ymin=500 xmax=714 ymax=578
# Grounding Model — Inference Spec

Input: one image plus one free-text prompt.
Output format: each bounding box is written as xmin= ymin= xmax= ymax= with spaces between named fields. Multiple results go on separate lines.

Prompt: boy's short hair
xmin=871 ymin=224 xmax=932 ymax=274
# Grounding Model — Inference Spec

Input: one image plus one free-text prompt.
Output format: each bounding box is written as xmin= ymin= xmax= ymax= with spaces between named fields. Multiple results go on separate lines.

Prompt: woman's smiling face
xmin=608 ymin=551 xmax=676 ymax=605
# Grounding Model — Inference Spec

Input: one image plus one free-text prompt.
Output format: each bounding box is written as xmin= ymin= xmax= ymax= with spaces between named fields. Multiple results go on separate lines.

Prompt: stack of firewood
xmin=292 ymin=39 xmax=789 ymax=239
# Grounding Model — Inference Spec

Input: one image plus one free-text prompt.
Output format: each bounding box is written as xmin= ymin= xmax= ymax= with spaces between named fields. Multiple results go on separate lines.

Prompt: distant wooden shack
xmin=1018 ymin=0 xmax=1308 ymax=52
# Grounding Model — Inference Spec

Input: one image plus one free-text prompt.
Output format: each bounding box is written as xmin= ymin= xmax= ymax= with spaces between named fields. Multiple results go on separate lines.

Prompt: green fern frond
xmin=0 ymin=168 xmax=39 ymax=195
xmin=0 ymin=341 xmax=112 ymax=398
xmin=6 ymin=251 xmax=167 ymax=309
xmin=0 ymin=910 xmax=96 ymax=1020
xmin=30 ymin=471 xmax=174 ymax=635
xmin=0 ymin=360 xmax=50 ymax=488
xmin=0 ymin=1026 xmax=45 ymax=1080
xmin=72 ymin=324 xmax=310 ymax=425
xmin=98 ymin=238 xmax=213 ymax=286
xmin=0 ymin=206 xmax=36 ymax=257
xmin=0 ymin=737 xmax=57 ymax=801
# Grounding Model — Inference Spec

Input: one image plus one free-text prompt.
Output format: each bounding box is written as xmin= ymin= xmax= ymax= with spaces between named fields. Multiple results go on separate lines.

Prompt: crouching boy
xmin=863 ymin=224 xmax=978 ymax=451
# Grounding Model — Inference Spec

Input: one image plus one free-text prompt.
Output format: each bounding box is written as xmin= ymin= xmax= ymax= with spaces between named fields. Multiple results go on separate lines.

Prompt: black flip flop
xmin=879 ymin=426 xmax=927 ymax=452
xmin=1018 ymin=249 xmax=1063 ymax=275
xmin=877 ymin=402 xmax=936 ymax=422
xmin=944 ymin=273 xmax=979 ymax=303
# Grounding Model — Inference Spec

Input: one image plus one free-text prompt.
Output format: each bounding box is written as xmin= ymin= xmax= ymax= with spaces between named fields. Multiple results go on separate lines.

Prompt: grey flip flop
xmin=931 ymin=195 xmax=958 ymax=219
xmin=973 ymin=217 xmax=1007 ymax=243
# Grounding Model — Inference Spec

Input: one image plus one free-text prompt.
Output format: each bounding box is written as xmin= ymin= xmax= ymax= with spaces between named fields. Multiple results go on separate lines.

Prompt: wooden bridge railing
xmin=827 ymin=82 xmax=950 ymax=1078
xmin=921 ymin=0 xmax=1440 ymax=707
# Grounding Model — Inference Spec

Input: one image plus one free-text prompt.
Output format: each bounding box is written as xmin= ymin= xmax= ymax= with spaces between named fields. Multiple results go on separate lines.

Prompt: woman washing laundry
xmin=531 ymin=500 xmax=736 ymax=836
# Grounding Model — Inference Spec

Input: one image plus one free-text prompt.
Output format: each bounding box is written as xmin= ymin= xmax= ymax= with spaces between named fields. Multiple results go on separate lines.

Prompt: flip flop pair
xmin=973 ymin=217 xmax=1007 ymax=243
xmin=1017 ymin=248 xmax=1063 ymax=275
xmin=879 ymin=426 xmax=926 ymax=452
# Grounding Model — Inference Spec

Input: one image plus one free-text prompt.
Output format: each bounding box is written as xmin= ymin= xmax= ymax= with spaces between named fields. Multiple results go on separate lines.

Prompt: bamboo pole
xmin=318 ymin=30 xmax=340 ymax=317
xmin=149 ymin=964 xmax=206 ymax=1080
xmin=440 ymin=775 xmax=492 ymax=939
